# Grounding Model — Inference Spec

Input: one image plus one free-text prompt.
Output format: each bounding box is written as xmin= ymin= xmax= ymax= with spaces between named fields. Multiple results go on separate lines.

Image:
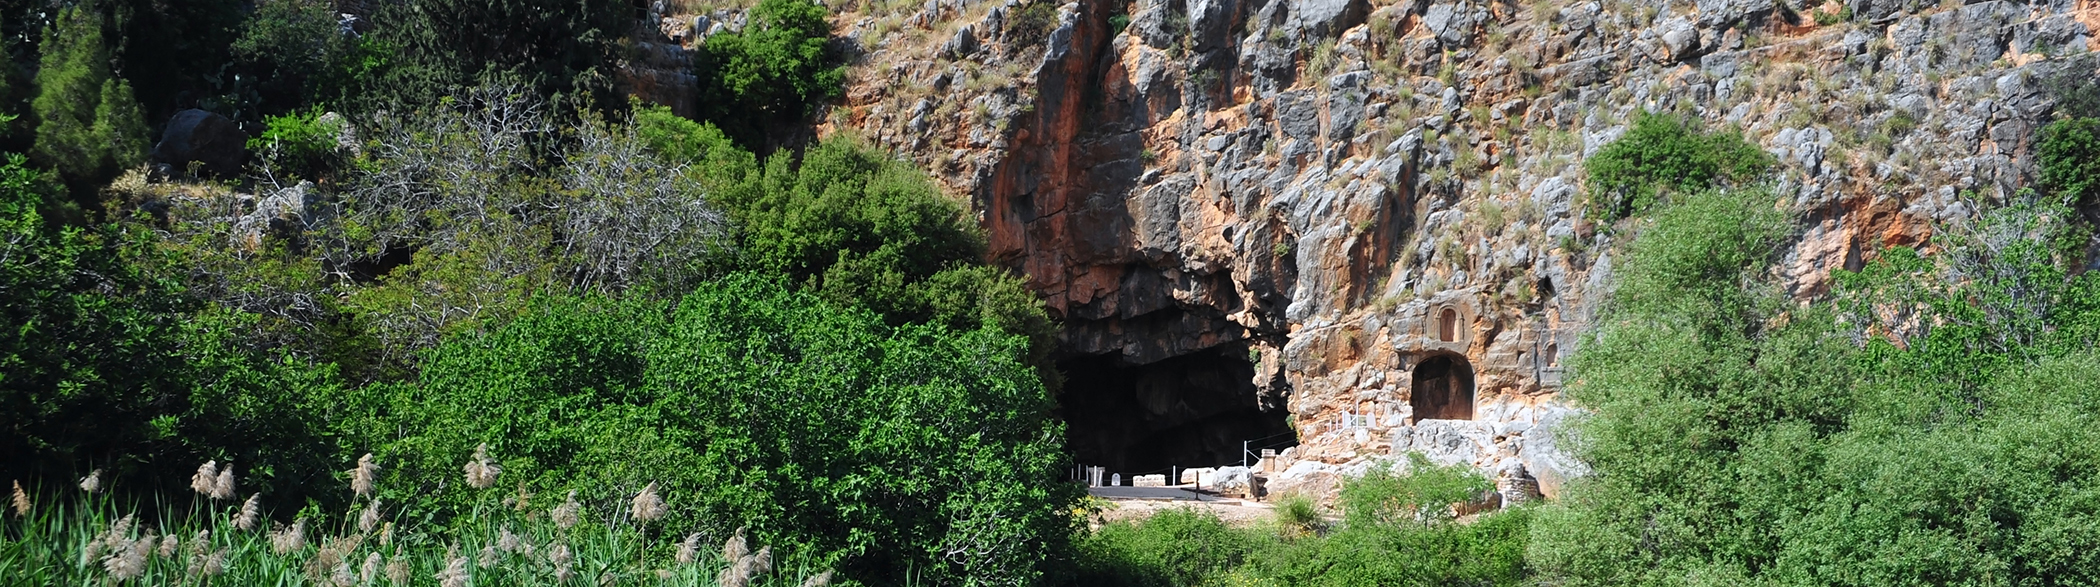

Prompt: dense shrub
xmin=1583 ymin=112 xmax=1771 ymax=221
xmin=1069 ymin=459 xmax=1531 ymax=587
xmin=693 ymin=0 xmax=845 ymax=147
xmin=361 ymin=0 xmax=630 ymax=110
xmin=639 ymin=115 xmax=1059 ymax=378
xmin=1072 ymin=508 xmax=1255 ymax=587
xmin=357 ymin=274 xmax=1081 ymax=586
xmin=2039 ymin=117 xmax=2100 ymax=206
xmin=0 ymin=152 xmax=351 ymax=509
xmin=1528 ymin=188 xmax=2100 ymax=586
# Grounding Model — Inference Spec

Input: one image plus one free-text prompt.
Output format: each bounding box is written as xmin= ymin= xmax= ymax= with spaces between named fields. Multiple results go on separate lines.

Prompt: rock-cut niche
xmin=1059 ymin=347 xmax=1294 ymax=474
xmin=1410 ymin=354 xmax=1475 ymax=421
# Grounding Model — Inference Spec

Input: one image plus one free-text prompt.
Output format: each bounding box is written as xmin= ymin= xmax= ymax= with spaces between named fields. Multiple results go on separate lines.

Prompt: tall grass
xmin=2 ymin=454 xmax=835 ymax=586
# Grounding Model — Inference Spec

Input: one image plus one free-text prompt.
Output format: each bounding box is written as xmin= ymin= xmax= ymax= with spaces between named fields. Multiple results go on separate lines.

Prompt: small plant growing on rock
xmin=1583 ymin=111 xmax=1771 ymax=222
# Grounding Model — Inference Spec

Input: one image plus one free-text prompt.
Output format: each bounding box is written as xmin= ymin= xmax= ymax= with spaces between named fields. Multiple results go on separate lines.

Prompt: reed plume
xmin=270 ymin=519 xmax=308 ymax=554
xmin=198 ymin=550 xmax=227 ymax=577
xmin=631 ymin=482 xmax=665 ymax=523
xmin=497 ymin=526 xmax=523 ymax=554
xmin=552 ymin=491 xmax=582 ymax=529
xmin=385 ymin=551 xmax=410 ymax=585
xmin=103 ymin=534 xmax=150 ymax=581
xmin=9 ymin=480 xmax=27 ymax=517
xmin=722 ymin=527 xmax=747 ymax=562
xmin=478 ymin=543 xmax=500 ymax=569
xmin=463 ymin=444 xmax=501 ymax=489
xmin=190 ymin=461 xmax=218 ymax=496
xmin=800 ymin=570 xmax=836 ymax=587
xmin=549 ymin=543 xmax=576 ymax=583
xmin=351 ymin=454 xmax=379 ymax=498
xmin=675 ymin=532 xmax=702 ymax=565
xmin=360 ymin=552 xmax=382 ymax=584
xmin=358 ymin=499 xmax=384 ymax=534
xmin=211 ymin=464 xmax=237 ymax=500
xmin=157 ymin=534 xmax=180 ymax=558
xmin=79 ymin=469 xmax=102 ymax=494
xmin=331 ymin=561 xmax=357 ymax=587
xmin=438 ymin=554 xmax=469 ymax=587
xmin=235 ymin=494 xmax=263 ymax=531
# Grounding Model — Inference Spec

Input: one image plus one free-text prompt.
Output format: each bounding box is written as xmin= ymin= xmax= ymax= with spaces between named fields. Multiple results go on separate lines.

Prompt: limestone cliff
xmin=637 ymin=0 xmax=2100 ymax=498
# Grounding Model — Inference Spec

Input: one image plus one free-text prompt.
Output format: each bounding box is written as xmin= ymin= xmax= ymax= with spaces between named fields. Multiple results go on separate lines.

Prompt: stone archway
xmin=1410 ymin=354 xmax=1475 ymax=421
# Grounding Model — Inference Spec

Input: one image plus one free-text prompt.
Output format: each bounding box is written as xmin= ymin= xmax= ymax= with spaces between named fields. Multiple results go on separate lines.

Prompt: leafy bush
xmin=2039 ymin=117 xmax=2100 ymax=206
xmin=1068 ymin=461 xmax=1530 ymax=587
xmin=248 ymin=108 xmax=345 ymax=179
xmin=1339 ymin=453 xmax=1492 ymax=528
xmin=1583 ymin=112 xmax=1771 ymax=221
xmin=357 ymin=274 xmax=1081 ymax=586
xmin=693 ymin=0 xmax=846 ymax=147
xmin=1529 ymin=189 xmax=2100 ymax=586
xmin=1072 ymin=508 xmax=1255 ymax=587
xmin=1006 ymin=1 xmax=1062 ymax=50
xmin=640 ymin=123 xmax=1058 ymax=379
xmin=0 ymin=152 xmax=353 ymax=509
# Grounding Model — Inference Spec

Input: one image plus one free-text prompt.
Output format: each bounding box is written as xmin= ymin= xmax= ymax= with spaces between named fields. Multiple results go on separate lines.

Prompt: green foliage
xmin=1073 ymin=508 xmax=1254 ymax=587
xmin=1340 ymin=453 xmax=1493 ymax=528
xmin=360 ymin=274 xmax=1080 ymax=586
xmin=229 ymin=0 xmax=362 ymax=113
xmin=249 ymin=108 xmax=345 ymax=179
xmin=30 ymin=6 xmax=111 ymax=184
xmin=0 ymin=152 xmax=351 ymax=508
xmin=1530 ymin=190 xmax=2100 ymax=586
xmin=1069 ymin=463 xmax=1530 ymax=587
xmin=1583 ymin=112 xmax=1771 ymax=222
xmin=2039 ymin=117 xmax=2100 ymax=206
xmin=91 ymin=78 xmax=148 ymax=172
xmin=362 ymin=0 xmax=629 ymax=110
xmin=1006 ymin=2 xmax=1061 ymax=50
xmin=693 ymin=0 xmax=846 ymax=147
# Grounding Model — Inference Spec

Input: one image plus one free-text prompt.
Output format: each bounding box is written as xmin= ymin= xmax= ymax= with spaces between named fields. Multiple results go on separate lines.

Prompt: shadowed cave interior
xmin=1058 ymin=347 xmax=1295 ymax=477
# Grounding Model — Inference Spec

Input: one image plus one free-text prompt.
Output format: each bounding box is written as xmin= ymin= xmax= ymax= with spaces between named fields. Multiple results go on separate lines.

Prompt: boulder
xmin=154 ymin=110 xmax=247 ymax=177
xmin=1287 ymin=0 xmax=1369 ymax=40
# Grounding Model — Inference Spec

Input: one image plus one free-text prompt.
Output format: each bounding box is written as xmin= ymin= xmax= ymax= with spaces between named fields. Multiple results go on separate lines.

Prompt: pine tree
xmin=92 ymin=78 xmax=147 ymax=172
xmin=30 ymin=6 xmax=112 ymax=182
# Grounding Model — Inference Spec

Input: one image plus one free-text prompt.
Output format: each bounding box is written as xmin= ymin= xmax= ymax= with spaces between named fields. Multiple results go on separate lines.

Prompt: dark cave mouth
xmin=1057 ymin=347 xmax=1295 ymax=477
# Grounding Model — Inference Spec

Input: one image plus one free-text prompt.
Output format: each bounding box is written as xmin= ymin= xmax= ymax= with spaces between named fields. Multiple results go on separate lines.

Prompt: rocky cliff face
xmin=642 ymin=0 xmax=2100 ymax=497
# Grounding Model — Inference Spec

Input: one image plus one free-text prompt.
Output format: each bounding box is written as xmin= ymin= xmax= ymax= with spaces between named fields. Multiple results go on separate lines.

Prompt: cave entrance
xmin=1410 ymin=354 xmax=1475 ymax=421
xmin=1058 ymin=347 xmax=1294 ymax=475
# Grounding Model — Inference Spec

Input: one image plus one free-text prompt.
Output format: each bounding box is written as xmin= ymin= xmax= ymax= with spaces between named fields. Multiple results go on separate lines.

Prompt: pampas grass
xmin=464 ymin=444 xmax=502 ymax=489
xmin=10 ymin=480 xmax=28 ymax=517
xmin=0 ymin=450 xmax=838 ymax=587
xmin=351 ymin=454 xmax=379 ymax=498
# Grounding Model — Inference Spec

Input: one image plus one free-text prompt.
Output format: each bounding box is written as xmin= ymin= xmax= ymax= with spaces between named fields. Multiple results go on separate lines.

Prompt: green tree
xmin=92 ymin=77 xmax=148 ymax=172
xmin=693 ymin=0 xmax=845 ymax=147
xmin=30 ymin=5 xmax=110 ymax=184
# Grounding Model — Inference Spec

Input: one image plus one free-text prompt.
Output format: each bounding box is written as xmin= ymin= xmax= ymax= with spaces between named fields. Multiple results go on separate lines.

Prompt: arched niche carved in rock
xmin=1410 ymin=354 xmax=1475 ymax=421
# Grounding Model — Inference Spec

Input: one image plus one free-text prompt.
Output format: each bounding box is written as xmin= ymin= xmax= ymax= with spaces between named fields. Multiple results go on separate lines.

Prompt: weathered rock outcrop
xmin=633 ymin=0 xmax=2100 ymax=498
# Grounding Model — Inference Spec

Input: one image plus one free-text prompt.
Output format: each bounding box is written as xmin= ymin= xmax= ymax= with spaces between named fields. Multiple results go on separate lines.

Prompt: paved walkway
xmin=1087 ymin=486 xmax=1226 ymax=501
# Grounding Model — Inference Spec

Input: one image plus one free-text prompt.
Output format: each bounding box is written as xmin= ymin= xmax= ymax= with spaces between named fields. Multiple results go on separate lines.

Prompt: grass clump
xmin=1583 ymin=111 xmax=1771 ymax=222
xmin=4 ymin=454 xmax=831 ymax=587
